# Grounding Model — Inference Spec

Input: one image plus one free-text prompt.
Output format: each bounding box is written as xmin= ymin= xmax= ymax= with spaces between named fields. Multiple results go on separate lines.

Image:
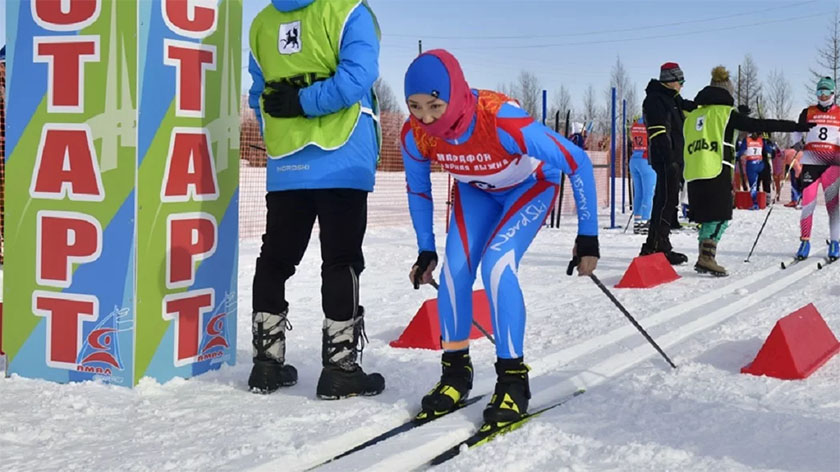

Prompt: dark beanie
xmin=660 ymin=62 xmax=684 ymax=83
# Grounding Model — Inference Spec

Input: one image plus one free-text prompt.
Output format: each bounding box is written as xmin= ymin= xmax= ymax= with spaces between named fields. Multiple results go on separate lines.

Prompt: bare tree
xmin=497 ymin=81 xmax=515 ymax=99
xmin=738 ymin=54 xmax=763 ymax=110
xmin=598 ymin=57 xmax=637 ymax=139
xmin=610 ymin=56 xmax=631 ymax=106
xmin=548 ymin=85 xmax=572 ymax=132
xmin=497 ymin=70 xmax=542 ymax=118
xmin=809 ymin=9 xmax=840 ymax=104
xmin=624 ymin=85 xmax=640 ymax=121
xmin=374 ymin=77 xmax=401 ymax=114
xmin=767 ymin=69 xmax=792 ymax=120
xmin=582 ymin=84 xmax=598 ymax=125
xmin=515 ymin=70 xmax=542 ymax=118
xmin=763 ymin=68 xmax=793 ymax=146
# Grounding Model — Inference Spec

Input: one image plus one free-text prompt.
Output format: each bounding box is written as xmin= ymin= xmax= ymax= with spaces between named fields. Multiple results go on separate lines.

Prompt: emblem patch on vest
xmin=695 ymin=116 xmax=705 ymax=131
xmin=278 ymin=21 xmax=301 ymax=54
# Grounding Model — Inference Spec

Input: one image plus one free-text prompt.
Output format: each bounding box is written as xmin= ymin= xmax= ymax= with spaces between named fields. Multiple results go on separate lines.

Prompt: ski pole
xmin=429 ymin=279 xmax=495 ymax=345
xmin=744 ymin=206 xmax=774 ymax=263
xmin=623 ymin=212 xmax=634 ymax=234
xmin=554 ymin=110 xmax=572 ymax=227
xmin=744 ymin=178 xmax=785 ymax=263
xmin=587 ymin=273 xmax=677 ymax=369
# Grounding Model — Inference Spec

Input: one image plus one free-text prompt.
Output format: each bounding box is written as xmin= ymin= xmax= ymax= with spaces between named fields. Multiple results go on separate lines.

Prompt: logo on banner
xmin=278 ymin=21 xmax=301 ymax=54
xmin=197 ymin=292 xmax=235 ymax=363
xmin=77 ymin=306 xmax=131 ymax=376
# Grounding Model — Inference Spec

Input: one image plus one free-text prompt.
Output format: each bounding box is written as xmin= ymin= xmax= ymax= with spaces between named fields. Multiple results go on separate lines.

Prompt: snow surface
xmin=1 ymin=205 xmax=839 ymax=472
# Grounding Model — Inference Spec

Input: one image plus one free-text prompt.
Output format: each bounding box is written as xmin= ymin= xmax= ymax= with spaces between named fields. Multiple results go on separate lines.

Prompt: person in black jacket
xmin=641 ymin=62 xmax=696 ymax=264
xmin=682 ymin=66 xmax=812 ymax=276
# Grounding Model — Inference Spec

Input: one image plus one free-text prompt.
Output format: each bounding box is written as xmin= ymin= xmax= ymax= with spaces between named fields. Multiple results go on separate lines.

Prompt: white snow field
xmin=1 ymin=203 xmax=839 ymax=472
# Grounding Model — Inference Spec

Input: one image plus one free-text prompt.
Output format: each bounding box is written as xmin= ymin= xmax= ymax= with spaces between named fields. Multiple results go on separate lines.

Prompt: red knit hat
xmin=659 ymin=62 xmax=684 ymax=83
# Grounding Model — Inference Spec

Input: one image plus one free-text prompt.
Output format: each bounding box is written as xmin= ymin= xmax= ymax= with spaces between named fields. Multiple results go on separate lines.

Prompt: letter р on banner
xmin=4 ymin=0 xmax=242 ymax=387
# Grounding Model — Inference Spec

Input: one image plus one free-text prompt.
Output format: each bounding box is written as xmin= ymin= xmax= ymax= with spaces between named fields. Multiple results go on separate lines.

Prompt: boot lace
xmin=324 ymin=313 xmax=369 ymax=369
xmin=252 ymin=312 xmax=293 ymax=360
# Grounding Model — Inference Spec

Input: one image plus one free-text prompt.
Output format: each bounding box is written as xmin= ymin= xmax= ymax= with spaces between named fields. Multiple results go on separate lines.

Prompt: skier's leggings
xmin=799 ymin=164 xmax=840 ymax=241
xmin=438 ymin=173 xmax=559 ymax=359
xmin=790 ymin=168 xmax=802 ymax=203
xmin=745 ymin=159 xmax=765 ymax=201
xmin=629 ymin=153 xmax=656 ymax=220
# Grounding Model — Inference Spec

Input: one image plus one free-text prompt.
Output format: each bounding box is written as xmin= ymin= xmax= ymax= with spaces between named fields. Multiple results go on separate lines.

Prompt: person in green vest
xmin=683 ymin=66 xmax=812 ymax=276
xmin=247 ymin=0 xmax=384 ymax=399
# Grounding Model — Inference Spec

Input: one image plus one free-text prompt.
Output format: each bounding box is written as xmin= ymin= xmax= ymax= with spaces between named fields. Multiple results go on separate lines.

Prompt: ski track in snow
xmin=1 ymin=207 xmax=838 ymax=472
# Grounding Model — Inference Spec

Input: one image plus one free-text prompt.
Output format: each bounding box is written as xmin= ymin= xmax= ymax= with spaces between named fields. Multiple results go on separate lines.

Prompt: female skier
xmin=629 ymin=117 xmax=657 ymax=233
xmin=401 ymin=49 xmax=599 ymax=424
xmin=791 ymin=77 xmax=840 ymax=261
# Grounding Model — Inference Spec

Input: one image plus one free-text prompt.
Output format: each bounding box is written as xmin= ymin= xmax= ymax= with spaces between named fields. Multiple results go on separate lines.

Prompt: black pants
xmin=645 ymin=161 xmax=681 ymax=252
xmin=252 ymin=189 xmax=367 ymax=322
xmin=759 ymin=157 xmax=772 ymax=194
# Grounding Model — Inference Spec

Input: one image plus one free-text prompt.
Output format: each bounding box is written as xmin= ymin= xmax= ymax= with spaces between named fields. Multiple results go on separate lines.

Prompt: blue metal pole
xmin=541 ymin=89 xmax=547 ymax=125
xmin=622 ymin=99 xmax=626 ymax=214
xmin=610 ymin=87 xmax=617 ymax=228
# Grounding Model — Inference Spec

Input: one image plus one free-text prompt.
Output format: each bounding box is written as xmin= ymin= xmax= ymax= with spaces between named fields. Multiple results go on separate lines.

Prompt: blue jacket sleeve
xmin=736 ymin=139 xmax=746 ymax=159
xmin=298 ymin=4 xmax=380 ymax=117
xmin=247 ymin=53 xmax=265 ymax=136
xmin=496 ymin=104 xmax=598 ymax=237
xmin=401 ymin=122 xmax=436 ymax=252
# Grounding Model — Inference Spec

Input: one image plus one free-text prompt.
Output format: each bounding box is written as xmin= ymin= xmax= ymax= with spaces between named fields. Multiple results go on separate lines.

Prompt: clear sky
xmin=2 ymin=1 xmax=835 ymax=120
xmin=240 ymin=0 xmax=837 ymax=120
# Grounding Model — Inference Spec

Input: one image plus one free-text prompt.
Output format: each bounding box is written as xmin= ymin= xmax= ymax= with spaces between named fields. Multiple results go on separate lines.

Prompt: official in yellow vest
xmin=683 ymin=66 xmax=810 ymax=276
xmin=247 ymin=0 xmax=384 ymax=399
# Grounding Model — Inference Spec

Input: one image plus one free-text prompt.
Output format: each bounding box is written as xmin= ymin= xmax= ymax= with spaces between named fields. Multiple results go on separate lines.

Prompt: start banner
xmin=3 ymin=0 xmax=241 ymax=387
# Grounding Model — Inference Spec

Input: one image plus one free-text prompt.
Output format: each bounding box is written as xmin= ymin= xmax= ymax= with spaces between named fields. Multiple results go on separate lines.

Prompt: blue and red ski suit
xmin=401 ymin=90 xmax=598 ymax=359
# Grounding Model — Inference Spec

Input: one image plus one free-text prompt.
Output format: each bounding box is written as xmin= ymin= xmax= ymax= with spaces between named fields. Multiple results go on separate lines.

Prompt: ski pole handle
xmin=566 ymin=256 xmax=580 ymax=276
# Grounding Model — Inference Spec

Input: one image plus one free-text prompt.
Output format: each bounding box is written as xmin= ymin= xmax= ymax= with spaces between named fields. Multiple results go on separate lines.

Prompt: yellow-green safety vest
xmin=250 ymin=0 xmax=379 ymax=158
xmin=683 ymin=105 xmax=734 ymax=182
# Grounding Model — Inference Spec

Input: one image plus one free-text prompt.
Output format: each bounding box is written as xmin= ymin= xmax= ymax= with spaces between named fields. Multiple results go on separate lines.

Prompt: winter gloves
xmin=411 ymin=251 xmax=438 ymax=289
xmin=575 ymin=235 xmax=600 ymax=259
xmin=262 ymin=81 xmax=304 ymax=118
xmin=567 ymin=235 xmax=600 ymax=276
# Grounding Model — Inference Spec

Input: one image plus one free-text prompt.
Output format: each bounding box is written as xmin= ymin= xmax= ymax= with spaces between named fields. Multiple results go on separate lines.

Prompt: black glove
xmin=412 ymin=251 xmax=438 ymax=289
xmin=262 ymin=81 xmax=304 ymax=118
xmin=566 ymin=256 xmax=580 ymax=276
xmin=568 ymin=235 xmax=599 ymax=276
xmin=575 ymin=235 xmax=600 ymax=258
xmin=795 ymin=122 xmax=816 ymax=133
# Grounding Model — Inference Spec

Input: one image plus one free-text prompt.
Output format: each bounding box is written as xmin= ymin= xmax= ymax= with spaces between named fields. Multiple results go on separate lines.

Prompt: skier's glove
xmin=574 ymin=235 xmax=600 ymax=258
xmin=568 ymin=235 xmax=599 ymax=276
xmin=566 ymin=256 xmax=580 ymax=276
xmin=411 ymin=251 xmax=438 ymax=289
xmin=795 ymin=122 xmax=816 ymax=133
xmin=262 ymin=81 xmax=304 ymax=118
